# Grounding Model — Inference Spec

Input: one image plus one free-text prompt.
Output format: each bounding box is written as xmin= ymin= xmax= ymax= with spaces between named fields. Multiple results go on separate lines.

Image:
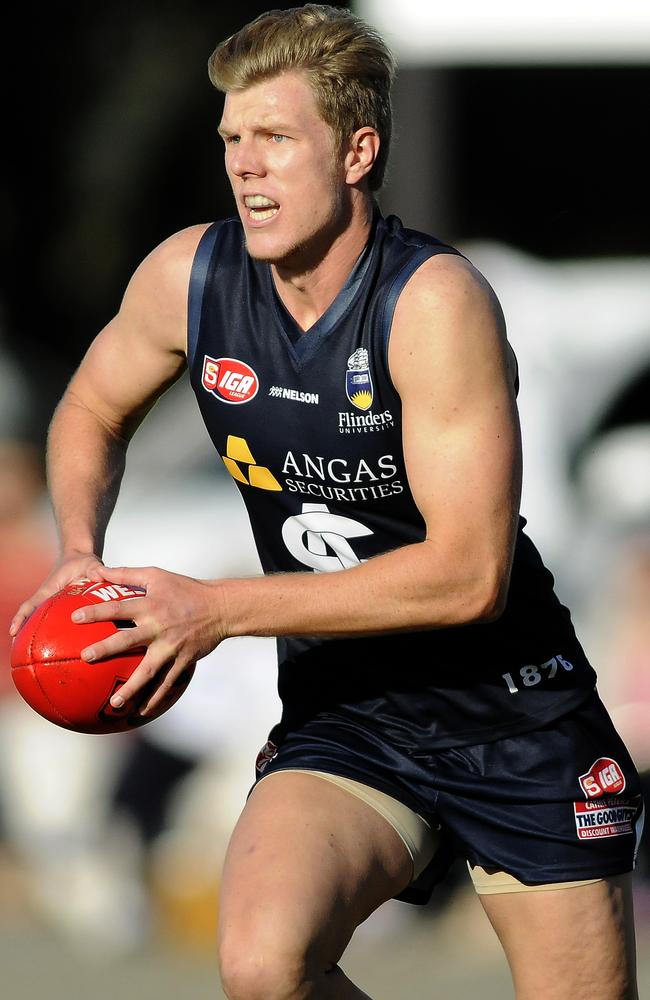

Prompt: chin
xmin=244 ymin=233 xmax=306 ymax=267
xmin=246 ymin=226 xmax=336 ymax=273
xmin=244 ymin=240 xmax=287 ymax=264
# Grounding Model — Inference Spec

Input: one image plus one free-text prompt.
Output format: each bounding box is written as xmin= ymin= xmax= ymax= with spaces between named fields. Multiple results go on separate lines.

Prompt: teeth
xmin=245 ymin=195 xmax=278 ymax=208
xmin=250 ymin=208 xmax=278 ymax=221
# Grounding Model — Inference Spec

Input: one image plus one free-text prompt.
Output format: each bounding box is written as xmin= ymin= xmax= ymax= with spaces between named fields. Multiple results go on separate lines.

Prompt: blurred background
xmin=2 ymin=1 xmax=649 ymax=996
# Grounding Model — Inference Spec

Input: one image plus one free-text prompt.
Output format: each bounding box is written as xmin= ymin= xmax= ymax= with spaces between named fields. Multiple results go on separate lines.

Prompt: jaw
xmin=242 ymin=198 xmax=355 ymax=275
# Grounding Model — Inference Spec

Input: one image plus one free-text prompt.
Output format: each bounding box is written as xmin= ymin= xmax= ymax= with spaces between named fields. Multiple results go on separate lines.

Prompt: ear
xmin=343 ymin=127 xmax=380 ymax=185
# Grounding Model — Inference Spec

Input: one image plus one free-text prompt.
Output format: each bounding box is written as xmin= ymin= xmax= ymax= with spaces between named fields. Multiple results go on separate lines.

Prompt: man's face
xmin=219 ymin=71 xmax=348 ymax=268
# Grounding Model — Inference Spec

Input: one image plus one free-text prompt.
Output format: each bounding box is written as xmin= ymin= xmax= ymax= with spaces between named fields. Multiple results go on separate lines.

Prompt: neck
xmin=271 ymin=194 xmax=375 ymax=332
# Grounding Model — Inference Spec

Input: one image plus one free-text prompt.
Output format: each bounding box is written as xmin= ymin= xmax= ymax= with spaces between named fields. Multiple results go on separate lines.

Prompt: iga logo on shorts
xmin=202 ymin=356 xmax=259 ymax=404
xmin=255 ymin=740 xmax=278 ymax=774
xmin=579 ymin=757 xmax=626 ymax=799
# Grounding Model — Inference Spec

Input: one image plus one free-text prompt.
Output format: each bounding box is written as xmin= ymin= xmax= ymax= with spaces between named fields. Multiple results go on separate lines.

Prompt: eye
xmin=270 ymin=134 xmax=287 ymax=143
xmin=221 ymin=134 xmax=240 ymax=145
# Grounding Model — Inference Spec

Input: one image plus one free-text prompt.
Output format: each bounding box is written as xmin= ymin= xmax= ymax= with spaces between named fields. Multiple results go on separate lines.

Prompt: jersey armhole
xmin=508 ymin=342 xmax=520 ymax=396
xmin=379 ymin=247 xmax=460 ymax=380
xmin=187 ymin=222 xmax=222 ymax=368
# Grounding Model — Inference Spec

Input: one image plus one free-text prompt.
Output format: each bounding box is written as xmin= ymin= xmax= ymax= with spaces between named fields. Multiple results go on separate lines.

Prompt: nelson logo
xmin=579 ymin=758 xmax=626 ymax=799
xmin=202 ymin=355 xmax=259 ymax=405
xmin=346 ymin=348 xmax=373 ymax=411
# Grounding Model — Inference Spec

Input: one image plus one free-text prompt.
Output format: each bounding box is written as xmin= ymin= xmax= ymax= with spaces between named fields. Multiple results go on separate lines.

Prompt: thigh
xmin=480 ymin=874 xmax=638 ymax=1000
xmin=218 ymin=770 xmax=414 ymax=969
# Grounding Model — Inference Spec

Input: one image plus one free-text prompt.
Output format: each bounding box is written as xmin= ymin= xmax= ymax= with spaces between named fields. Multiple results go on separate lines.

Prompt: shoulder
xmin=374 ymin=216 xmax=503 ymax=341
xmin=120 ymin=224 xmax=214 ymax=317
xmin=130 ymin=217 xmax=245 ymax=298
xmin=129 ymin=223 xmax=215 ymax=293
xmin=388 ymin=252 xmax=510 ymax=392
xmin=394 ymin=252 xmax=503 ymax=330
xmin=111 ymin=224 xmax=215 ymax=354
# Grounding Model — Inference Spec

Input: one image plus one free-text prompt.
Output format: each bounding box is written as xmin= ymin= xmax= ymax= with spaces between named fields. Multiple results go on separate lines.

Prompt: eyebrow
xmin=218 ymin=120 xmax=297 ymax=138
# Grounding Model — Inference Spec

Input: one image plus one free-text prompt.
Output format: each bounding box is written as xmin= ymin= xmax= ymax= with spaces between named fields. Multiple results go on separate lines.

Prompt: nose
xmin=227 ymin=138 xmax=265 ymax=179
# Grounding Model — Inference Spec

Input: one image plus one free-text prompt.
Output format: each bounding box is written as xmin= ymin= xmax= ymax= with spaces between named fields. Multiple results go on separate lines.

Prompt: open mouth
xmin=244 ymin=195 xmax=280 ymax=222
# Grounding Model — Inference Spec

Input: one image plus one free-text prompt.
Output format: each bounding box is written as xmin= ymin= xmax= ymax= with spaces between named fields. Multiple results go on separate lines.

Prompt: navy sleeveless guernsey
xmin=188 ymin=212 xmax=596 ymax=751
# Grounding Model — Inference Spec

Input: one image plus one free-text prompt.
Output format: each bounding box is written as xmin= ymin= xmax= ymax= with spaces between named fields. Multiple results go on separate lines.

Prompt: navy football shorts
xmin=254 ymin=689 xmax=644 ymax=905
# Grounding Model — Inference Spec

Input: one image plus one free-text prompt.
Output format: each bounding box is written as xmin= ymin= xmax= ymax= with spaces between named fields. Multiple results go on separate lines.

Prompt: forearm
xmin=219 ymin=538 xmax=507 ymax=640
xmin=47 ymin=391 xmax=128 ymax=558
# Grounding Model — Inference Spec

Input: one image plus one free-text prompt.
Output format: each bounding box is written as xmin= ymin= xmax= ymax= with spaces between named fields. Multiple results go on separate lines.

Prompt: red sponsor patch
xmin=579 ymin=757 xmax=626 ymax=799
xmin=255 ymin=740 xmax=278 ymax=774
xmin=202 ymin=355 xmax=259 ymax=404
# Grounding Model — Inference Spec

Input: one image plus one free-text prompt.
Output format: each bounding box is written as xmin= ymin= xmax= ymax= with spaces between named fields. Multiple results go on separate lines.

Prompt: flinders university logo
xmin=346 ymin=348 xmax=373 ymax=411
xmin=221 ymin=436 xmax=282 ymax=491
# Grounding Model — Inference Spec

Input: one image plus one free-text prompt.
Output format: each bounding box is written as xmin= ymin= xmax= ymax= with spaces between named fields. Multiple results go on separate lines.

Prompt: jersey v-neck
xmin=264 ymin=235 xmax=375 ymax=365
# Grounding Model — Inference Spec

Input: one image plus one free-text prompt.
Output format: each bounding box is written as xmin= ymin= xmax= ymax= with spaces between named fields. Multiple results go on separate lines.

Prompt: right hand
xmin=9 ymin=551 xmax=106 ymax=637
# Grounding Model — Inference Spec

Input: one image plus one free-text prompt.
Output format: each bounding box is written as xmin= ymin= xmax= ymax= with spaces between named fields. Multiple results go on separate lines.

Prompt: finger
xmin=10 ymin=602 xmax=36 ymax=636
xmin=81 ymin=565 xmax=106 ymax=583
xmin=10 ymin=562 xmax=106 ymax=636
xmin=109 ymin=646 xmax=175 ymax=709
xmin=97 ymin=566 xmax=152 ymax=588
xmin=10 ymin=590 xmax=52 ymax=635
xmin=80 ymin=627 xmax=149 ymax=664
xmin=71 ymin=597 xmax=145 ymax=625
xmin=137 ymin=661 xmax=193 ymax=718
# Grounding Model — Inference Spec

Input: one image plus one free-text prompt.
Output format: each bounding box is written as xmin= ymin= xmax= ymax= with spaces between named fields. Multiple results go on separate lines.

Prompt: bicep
xmin=62 ymin=225 xmax=208 ymax=438
xmin=390 ymin=257 xmax=522 ymax=571
xmin=67 ymin=313 xmax=185 ymax=440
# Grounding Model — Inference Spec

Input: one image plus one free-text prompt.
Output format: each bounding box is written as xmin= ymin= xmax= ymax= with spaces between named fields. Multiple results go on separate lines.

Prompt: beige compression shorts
xmin=263 ymin=768 xmax=602 ymax=894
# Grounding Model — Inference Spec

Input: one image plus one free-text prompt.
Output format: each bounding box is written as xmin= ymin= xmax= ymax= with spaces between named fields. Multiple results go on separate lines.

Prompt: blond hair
xmin=208 ymin=4 xmax=396 ymax=190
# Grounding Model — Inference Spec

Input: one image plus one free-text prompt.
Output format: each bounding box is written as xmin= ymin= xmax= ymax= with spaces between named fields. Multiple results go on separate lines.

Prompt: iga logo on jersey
xmin=579 ymin=758 xmax=626 ymax=799
xmin=346 ymin=348 xmax=373 ymax=411
xmin=202 ymin=356 xmax=259 ymax=404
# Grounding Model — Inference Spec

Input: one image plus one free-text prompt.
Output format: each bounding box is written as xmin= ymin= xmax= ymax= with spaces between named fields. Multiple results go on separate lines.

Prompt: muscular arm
xmin=10 ymin=225 xmax=208 ymax=632
xmin=53 ymin=225 xmax=212 ymax=553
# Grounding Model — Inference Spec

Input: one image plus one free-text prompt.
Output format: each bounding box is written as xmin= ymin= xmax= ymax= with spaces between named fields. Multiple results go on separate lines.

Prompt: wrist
xmin=61 ymin=543 xmax=103 ymax=562
xmin=58 ymin=525 xmax=104 ymax=560
xmin=211 ymin=576 xmax=259 ymax=640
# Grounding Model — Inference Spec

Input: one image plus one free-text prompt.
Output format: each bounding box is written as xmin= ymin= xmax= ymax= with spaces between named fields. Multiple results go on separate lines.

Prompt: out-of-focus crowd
xmin=0 ymin=244 xmax=648 ymax=955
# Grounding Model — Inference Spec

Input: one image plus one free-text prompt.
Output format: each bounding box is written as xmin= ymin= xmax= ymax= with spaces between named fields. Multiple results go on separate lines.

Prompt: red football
xmin=10 ymin=580 xmax=194 ymax=734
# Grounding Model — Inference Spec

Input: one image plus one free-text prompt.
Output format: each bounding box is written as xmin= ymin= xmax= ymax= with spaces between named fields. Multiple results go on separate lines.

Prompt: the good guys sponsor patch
xmin=574 ymin=797 xmax=638 ymax=840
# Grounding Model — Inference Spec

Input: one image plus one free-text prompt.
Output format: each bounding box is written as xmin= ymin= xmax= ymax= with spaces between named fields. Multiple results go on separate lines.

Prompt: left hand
xmin=71 ymin=565 xmax=226 ymax=716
